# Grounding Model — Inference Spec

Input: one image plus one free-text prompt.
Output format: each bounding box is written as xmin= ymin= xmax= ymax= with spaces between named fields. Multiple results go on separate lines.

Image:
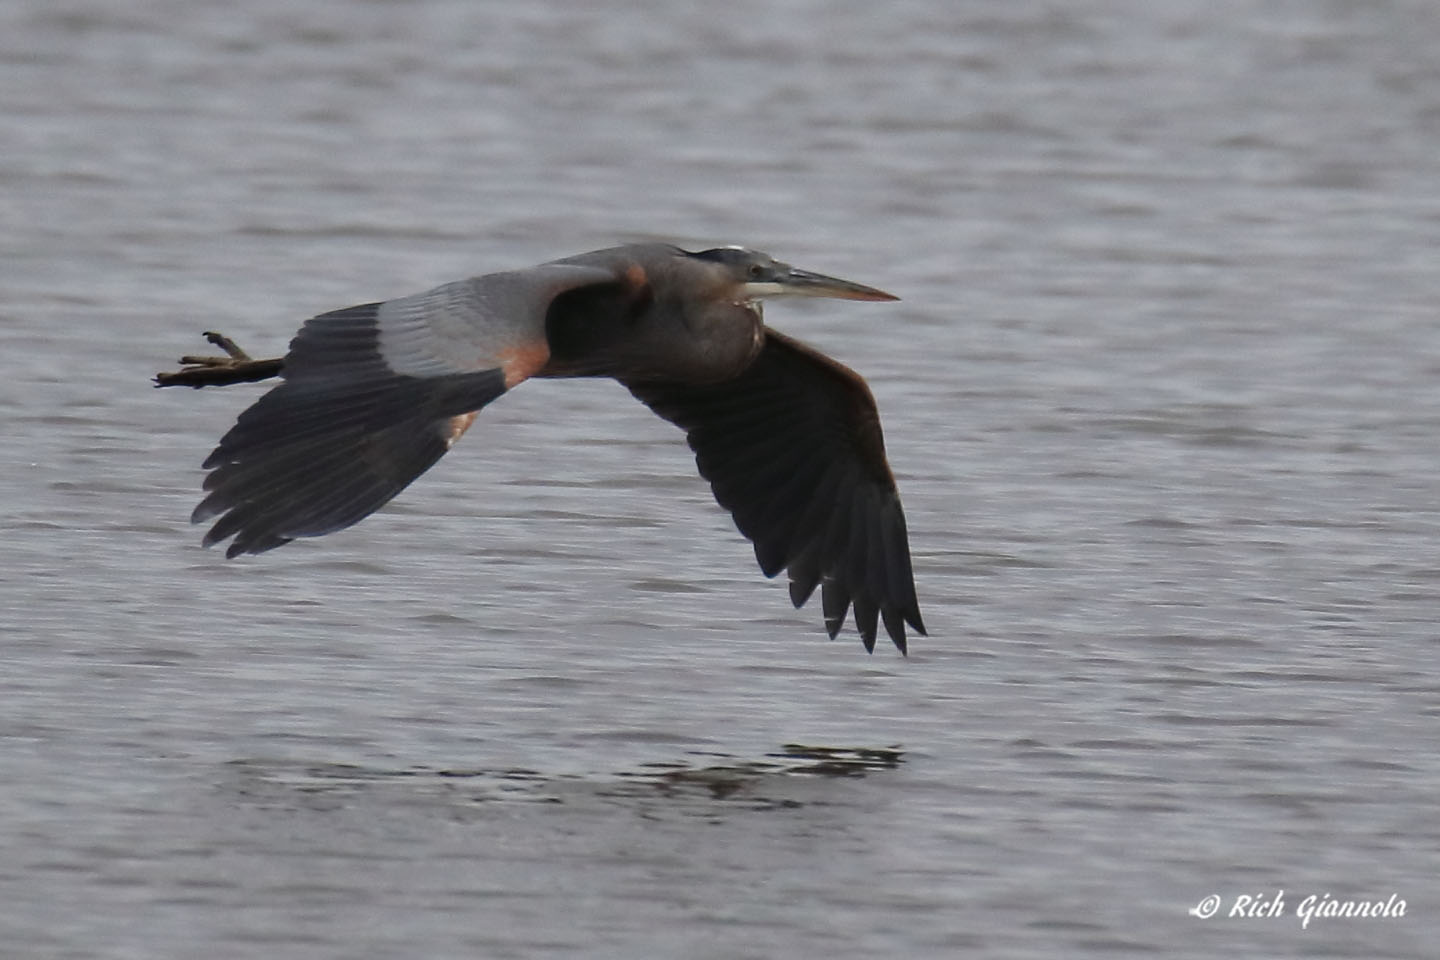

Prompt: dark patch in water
xmin=220 ymin=744 xmax=904 ymax=814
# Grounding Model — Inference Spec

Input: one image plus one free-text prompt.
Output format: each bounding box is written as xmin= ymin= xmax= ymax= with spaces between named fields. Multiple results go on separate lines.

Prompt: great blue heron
xmin=164 ymin=243 xmax=925 ymax=652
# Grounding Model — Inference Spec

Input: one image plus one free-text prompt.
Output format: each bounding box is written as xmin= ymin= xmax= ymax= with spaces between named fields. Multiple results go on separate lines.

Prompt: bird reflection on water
xmin=223 ymin=744 xmax=905 ymax=813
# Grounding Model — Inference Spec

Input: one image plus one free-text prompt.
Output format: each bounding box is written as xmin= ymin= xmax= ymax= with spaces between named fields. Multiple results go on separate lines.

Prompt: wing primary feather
xmin=787 ymin=542 xmax=824 ymax=608
xmin=852 ymin=592 xmax=880 ymax=651
xmin=820 ymin=577 xmax=850 ymax=640
xmin=881 ymin=607 xmax=908 ymax=655
xmin=198 ymin=369 xmax=505 ymax=555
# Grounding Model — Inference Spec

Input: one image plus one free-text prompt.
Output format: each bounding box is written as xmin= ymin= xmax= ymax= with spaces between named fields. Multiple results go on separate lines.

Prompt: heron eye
xmin=748 ymin=263 xmax=765 ymax=279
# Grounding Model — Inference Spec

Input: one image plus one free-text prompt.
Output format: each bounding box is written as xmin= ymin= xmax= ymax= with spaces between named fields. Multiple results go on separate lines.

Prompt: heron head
xmin=688 ymin=246 xmax=898 ymax=304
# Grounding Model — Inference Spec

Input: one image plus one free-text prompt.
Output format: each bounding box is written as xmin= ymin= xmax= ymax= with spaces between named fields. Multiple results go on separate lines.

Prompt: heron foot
xmin=154 ymin=332 xmax=284 ymax=388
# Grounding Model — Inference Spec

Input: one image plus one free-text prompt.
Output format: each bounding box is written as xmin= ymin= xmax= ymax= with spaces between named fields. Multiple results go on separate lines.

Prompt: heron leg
xmin=154 ymin=332 xmax=285 ymax=388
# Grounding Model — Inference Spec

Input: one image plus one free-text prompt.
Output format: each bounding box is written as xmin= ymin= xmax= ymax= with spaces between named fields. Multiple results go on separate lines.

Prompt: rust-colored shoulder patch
xmin=624 ymin=263 xmax=648 ymax=290
xmin=497 ymin=341 xmax=551 ymax=389
xmin=444 ymin=411 xmax=479 ymax=448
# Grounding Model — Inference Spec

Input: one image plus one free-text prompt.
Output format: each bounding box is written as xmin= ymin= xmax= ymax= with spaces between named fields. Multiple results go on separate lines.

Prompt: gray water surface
xmin=3 ymin=1 xmax=1438 ymax=957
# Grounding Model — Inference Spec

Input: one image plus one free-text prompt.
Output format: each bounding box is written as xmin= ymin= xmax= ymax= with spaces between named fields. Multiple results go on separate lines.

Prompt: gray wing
xmin=195 ymin=264 xmax=614 ymax=557
xmin=624 ymin=330 xmax=924 ymax=653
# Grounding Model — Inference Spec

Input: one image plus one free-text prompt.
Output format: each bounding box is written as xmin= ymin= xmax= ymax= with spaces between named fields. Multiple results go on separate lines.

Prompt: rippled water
xmin=3 ymin=1 xmax=1438 ymax=957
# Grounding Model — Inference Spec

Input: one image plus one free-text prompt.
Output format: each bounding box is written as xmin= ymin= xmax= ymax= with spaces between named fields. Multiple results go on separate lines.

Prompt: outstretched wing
xmin=195 ymin=264 xmax=614 ymax=557
xmin=624 ymin=329 xmax=924 ymax=653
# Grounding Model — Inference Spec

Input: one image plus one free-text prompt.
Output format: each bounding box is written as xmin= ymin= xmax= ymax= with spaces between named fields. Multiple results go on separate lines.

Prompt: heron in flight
xmin=172 ymin=244 xmax=925 ymax=652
